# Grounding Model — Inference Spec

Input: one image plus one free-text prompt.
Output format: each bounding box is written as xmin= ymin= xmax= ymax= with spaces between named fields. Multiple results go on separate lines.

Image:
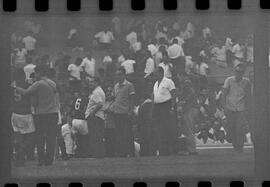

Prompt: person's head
xmin=34 ymin=64 xmax=49 ymax=79
xmin=234 ymin=63 xmax=245 ymax=80
xmin=162 ymin=51 xmax=169 ymax=63
xmin=13 ymin=68 xmax=26 ymax=82
xmin=115 ymin=67 xmax=126 ymax=83
xmin=172 ymin=38 xmax=178 ymax=44
xmin=159 ymin=45 xmax=167 ymax=55
xmin=86 ymin=51 xmax=92 ymax=59
xmin=75 ymin=57 xmax=82 ymax=66
xmin=249 ymin=69 xmax=254 ymax=83
xmin=86 ymin=76 xmax=100 ymax=91
xmin=156 ymin=66 xmax=164 ymax=80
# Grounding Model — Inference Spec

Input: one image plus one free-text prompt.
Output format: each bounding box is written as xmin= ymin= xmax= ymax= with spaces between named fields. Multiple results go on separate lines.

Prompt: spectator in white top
xmin=131 ymin=41 xmax=142 ymax=53
xmin=13 ymin=43 xmax=27 ymax=69
xmin=94 ymin=29 xmax=114 ymax=51
xmin=126 ymin=31 xmax=138 ymax=49
xmin=81 ymin=53 xmax=96 ymax=78
xmin=118 ymin=54 xmax=125 ymax=63
xmin=23 ymin=57 xmax=36 ymax=84
xmin=144 ymin=50 xmax=155 ymax=78
xmin=67 ymin=58 xmax=83 ymax=93
xmin=158 ymin=52 xmax=173 ymax=79
xmin=121 ymin=57 xmax=136 ymax=75
xmin=202 ymin=27 xmax=212 ymax=39
xmin=147 ymin=43 xmax=158 ymax=57
xmin=152 ymin=66 xmax=177 ymax=156
xmin=85 ymin=77 xmax=106 ymax=158
xmin=22 ymin=33 xmax=36 ymax=56
xmin=167 ymin=38 xmax=185 ymax=60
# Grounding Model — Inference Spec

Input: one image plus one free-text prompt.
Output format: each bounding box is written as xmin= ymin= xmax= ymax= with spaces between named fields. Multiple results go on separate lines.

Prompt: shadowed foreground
xmin=12 ymin=148 xmax=254 ymax=180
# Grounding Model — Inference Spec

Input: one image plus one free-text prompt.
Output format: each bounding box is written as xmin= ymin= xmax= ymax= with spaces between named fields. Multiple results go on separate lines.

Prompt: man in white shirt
xmin=85 ymin=77 xmax=106 ymax=158
xmin=24 ymin=58 xmax=36 ymax=84
xmin=22 ymin=34 xmax=36 ymax=56
xmin=94 ymin=29 xmax=114 ymax=51
xmin=152 ymin=66 xmax=177 ymax=156
xmin=126 ymin=31 xmax=137 ymax=49
xmin=221 ymin=63 xmax=251 ymax=152
xmin=167 ymin=39 xmax=185 ymax=60
xmin=121 ymin=58 xmax=136 ymax=75
xmin=81 ymin=53 xmax=95 ymax=78
xmin=158 ymin=53 xmax=173 ymax=79
xmin=67 ymin=58 xmax=83 ymax=93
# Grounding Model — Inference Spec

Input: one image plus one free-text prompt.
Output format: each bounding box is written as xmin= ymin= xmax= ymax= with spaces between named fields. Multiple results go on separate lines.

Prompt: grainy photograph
xmin=0 ymin=1 xmax=269 ymax=186
xmin=8 ymin=14 xmax=256 ymax=180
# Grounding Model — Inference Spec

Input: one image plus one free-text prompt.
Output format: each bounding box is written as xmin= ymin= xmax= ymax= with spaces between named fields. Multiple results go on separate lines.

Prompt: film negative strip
xmin=0 ymin=0 xmax=270 ymax=186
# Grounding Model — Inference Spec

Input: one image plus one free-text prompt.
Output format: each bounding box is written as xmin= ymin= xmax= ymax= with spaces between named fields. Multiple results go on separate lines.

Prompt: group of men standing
xmin=10 ymin=51 xmax=253 ymax=167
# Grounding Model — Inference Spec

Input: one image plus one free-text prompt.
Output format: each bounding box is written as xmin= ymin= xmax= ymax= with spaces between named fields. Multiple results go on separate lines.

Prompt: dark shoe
xmin=189 ymin=151 xmax=199 ymax=155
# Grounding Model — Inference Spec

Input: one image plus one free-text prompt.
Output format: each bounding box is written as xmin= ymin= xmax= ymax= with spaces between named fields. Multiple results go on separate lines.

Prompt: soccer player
xmin=70 ymin=90 xmax=90 ymax=158
xmin=11 ymin=69 xmax=35 ymax=166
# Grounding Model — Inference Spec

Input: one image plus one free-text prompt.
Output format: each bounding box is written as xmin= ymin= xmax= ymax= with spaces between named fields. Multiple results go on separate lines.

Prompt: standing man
xmin=177 ymin=72 xmax=200 ymax=155
xmin=67 ymin=58 xmax=83 ymax=94
xmin=81 ymin=53 xmax=96 ymax=78
xmin=70 ymin=90 xmax=89 ymax=158
xmin=221 ymin=63 xmax=251 ymax=152
xmin=152 ymin=67 xmax=177 ymax=156
xmin=11 ymin=69 xmax=35 ymax=166
xmin=13 ymin=65 xmax=59 ymax=166
xmin=111 ymin=67 xmax=136 ymax=157
xmin=85 ymin=77 xmax=106 ymax=158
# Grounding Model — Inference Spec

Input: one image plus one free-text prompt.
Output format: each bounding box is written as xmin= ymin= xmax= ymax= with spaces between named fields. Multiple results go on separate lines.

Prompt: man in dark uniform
xmin=70 ymin=89 xmax=90 ymax=158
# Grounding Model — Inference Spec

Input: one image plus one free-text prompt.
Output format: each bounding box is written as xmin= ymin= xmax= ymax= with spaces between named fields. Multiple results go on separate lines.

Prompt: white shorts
xmin=11 ymin=113 xmax=35 ymax=134
xmin=71 ymin=119 xmax=88 ymax=135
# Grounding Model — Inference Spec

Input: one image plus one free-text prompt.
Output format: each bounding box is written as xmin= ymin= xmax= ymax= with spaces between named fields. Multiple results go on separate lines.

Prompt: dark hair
xmin=13 ymin=68 xmax=26 ymax=81
xmin=34 ymin=65 xmax=49 ymax=76
xmin=172 ymin=38 xmax=178 ymax=44
xmin=117 ymin=67 xmax=126 ymax=75
xmin=157 ymin=66 xmax=164 ymax=75
xmin=75 ymin=57 xmax=82 ymax=66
